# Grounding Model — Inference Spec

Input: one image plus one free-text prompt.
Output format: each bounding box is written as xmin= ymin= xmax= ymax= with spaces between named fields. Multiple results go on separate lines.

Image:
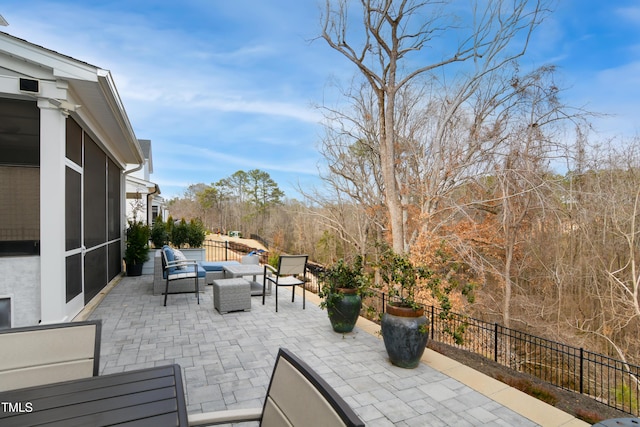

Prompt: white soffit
xmin=0 ymin=31 xmax=143 ymax=165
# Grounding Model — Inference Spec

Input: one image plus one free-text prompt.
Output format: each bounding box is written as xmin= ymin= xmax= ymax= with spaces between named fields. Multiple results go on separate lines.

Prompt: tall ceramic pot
xmin=327 ymin=288 xmax=362 ymax=333
xmin=381 ymin=304 xmax=429 ymax=368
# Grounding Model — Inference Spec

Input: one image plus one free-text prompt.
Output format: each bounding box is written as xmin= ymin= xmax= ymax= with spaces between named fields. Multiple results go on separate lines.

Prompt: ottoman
xmin=213 ymin=278 xmax=251 ymax=313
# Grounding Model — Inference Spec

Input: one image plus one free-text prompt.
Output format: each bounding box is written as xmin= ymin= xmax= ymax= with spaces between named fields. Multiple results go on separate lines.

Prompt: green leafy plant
xmin=374 ymin=242 xmax=477 ymax=343
xmin=171 ymin=219 xmax=189 ymax=248
xmin=376 ymin=247 xmax=430 ymax=310
xmin=319 ymin=256 xmax=370 ymax=310
xmin=150 ymin=216 xmax=169 ymax=248
xmin=124 ymin=220 xmax=150 ymax=265
xmin=268 ymin=251 xmax=281 ymax=269
xmin=614 ymin=384 xmax=638 ymax=413
xmin=186 ymin=218 xmax=206 ymax=248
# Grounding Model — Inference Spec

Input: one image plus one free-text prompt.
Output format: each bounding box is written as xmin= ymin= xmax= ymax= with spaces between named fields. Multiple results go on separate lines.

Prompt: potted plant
xmin=186 ymin=218 xmax=206 ymax=248
xmin=171 ymin=218 xmax=189 ymax=248
xmin=150 ymin=216 xmax=169 ymax=248
xmin=319 ymin=255 xmax=370 ymax=333
xmin=124 ymin=220 xmax=150 ymax=276
xmin=376 ymin=247 xmax=430 ymax=368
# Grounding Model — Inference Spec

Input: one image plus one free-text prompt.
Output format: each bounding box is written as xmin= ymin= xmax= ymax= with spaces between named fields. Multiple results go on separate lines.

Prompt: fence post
xmin=382 ymin=292 xmax=386 ymax=314
xmin=430 ymin=305 xmax=435 ymax=340
xmin=224 ymin=241 xmax=228 ymax=261
xmin=579 ymin=347 xmax=584 ymax=394
xmin=494 ymin=323 xmax=499 ymax=362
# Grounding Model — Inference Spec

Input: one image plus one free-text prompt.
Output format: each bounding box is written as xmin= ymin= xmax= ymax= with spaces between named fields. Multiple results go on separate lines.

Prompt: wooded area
xmin=167 ymin=1 xmax=640 ymax=367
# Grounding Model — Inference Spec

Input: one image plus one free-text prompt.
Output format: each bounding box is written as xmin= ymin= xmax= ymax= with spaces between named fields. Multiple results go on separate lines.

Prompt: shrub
xmin=187 ymin=218 xmax=206 ymax=248
xmin=496 ymin=374 xmax=559 ymax=406
xmin=171 ymin=219 xmax=189 ymax=248
xmin=319 ymin=256 xmax=370 ymax=310
xmin=268 ymin=251 xmax=281 ymax=269
xmin=150 ymin=216 xmax=169 ymax=248
xmin=124 ymin=220 xmax=150 ymax=265
xmin=574 ymin=408 xmax=603 ymax=424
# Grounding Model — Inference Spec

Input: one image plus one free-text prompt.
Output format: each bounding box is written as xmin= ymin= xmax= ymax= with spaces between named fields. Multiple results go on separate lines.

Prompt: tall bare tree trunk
xmin=380 ymin=86 xmax=405 ymax=252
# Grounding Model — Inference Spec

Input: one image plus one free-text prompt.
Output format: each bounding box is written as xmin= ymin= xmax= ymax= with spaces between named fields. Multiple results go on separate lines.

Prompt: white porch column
xmin=38 ymin=98 xmax=67 ymax=323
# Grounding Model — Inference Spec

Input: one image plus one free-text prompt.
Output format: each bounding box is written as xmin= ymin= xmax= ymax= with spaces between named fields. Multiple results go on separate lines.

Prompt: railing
xmin=361 ymin=289 xmax=640 ymax=416
xmin=203 ymin=240 xmax=268 ymax=265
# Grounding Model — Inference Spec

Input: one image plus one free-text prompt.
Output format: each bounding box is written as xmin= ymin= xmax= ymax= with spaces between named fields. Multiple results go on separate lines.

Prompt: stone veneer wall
xmin=0 ymin=256 xmax=40 ymax=327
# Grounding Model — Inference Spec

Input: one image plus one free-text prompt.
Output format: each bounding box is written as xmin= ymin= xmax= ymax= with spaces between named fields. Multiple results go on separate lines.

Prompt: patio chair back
xmin=277 ymin=255 xmax=307 ymax=276
xmin=262 ymin=255 xmax=309 ymax=312
xmin=161 ymin=245 xmax=201 ymax=306
xmin=262 ymin=347 xmax=364 ymax=427
xmin=0 ymin=320 xmax=101 ymax=391
xmin=187 ymin=347 xmax=364 ymax=426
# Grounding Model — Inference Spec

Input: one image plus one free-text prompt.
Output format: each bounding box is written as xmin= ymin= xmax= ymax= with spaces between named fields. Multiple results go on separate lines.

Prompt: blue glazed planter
xmin=381 ymin=305 xmax=429 ymax=369
xmin=327 ymin=289 xmax=362 ymax=333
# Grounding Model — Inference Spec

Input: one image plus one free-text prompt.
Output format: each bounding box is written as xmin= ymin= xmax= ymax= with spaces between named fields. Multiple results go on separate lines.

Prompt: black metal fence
xmin=362 ymin=289 xmax=640 ymax=416
xmin=203 ymin=240 xmax=269 ymax=264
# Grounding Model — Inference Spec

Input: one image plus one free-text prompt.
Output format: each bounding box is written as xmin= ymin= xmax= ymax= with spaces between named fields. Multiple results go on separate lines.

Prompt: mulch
xmin=427 ymin=340 xmax=633 ymax=425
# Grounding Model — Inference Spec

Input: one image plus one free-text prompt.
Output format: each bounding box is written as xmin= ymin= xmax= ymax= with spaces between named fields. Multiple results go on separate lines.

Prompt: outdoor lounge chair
xmin=161 ymin=245 xmax=201 ymax=306
xmin=187 ymin=347 xmax=364 ymax=426
xmin=262 ymin=255 xmax=308 ymax=312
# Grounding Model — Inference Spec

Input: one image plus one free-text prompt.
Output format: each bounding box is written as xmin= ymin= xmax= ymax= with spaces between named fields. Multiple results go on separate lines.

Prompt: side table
xmin=213 ymin=278 xmax=251 ymax=313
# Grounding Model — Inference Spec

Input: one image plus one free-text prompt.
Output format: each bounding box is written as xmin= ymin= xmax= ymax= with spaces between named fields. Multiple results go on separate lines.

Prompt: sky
xmin=1 ymin=1 xmax=640 ymax=200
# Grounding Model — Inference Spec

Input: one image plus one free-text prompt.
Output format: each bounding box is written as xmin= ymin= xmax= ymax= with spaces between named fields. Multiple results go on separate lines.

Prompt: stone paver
xmin=87 ymin=275 xmax=544 ymax=425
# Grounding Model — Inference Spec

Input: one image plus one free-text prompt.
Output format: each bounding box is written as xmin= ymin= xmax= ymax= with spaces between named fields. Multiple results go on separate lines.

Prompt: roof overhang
xmin=0 ymin=31 xmax=143 ymax=167
xmin=126 ymin=174 xmax=161 ymax=196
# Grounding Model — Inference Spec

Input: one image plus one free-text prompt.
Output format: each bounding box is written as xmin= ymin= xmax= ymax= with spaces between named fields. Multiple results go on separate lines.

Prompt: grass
xmin=495 ymin=374 xmax=559 ymax=406
xmin=574 ymin=408 xmax=604 ymax=424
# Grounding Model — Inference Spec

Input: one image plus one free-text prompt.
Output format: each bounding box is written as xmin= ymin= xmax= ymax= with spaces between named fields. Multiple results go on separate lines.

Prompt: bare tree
xmin=320 ymin=0 xmax=548 ymax=253
xmin=562 ymin=139 xmax=640 ymax=365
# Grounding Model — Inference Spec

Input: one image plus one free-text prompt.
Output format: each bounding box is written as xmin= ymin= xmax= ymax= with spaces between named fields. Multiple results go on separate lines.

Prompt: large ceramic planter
xmin=381 ymin=304 xmax=429 ymax=368
xmin=327 ymin=288 xmax=362 ymax=333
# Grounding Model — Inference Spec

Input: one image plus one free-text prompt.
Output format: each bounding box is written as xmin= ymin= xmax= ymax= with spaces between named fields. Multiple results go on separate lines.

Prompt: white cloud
xmin=615 ymin=6 xmax=640 ymax=24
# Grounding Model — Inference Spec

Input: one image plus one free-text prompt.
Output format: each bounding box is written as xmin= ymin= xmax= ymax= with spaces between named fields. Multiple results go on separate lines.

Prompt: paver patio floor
xmin=85 ymin=275 xmax=573 ymax=426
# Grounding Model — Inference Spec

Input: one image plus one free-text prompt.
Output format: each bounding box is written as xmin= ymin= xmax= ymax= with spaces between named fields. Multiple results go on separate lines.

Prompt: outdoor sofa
xmin=153 ymin=246 xmax=240 ymax=295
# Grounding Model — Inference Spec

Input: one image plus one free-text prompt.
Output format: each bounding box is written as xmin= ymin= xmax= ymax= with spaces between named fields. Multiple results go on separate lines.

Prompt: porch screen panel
xmin=84 ymin=135 xmax=106 ymax=248
xmin=107 ymin=157 xmax=121 ymax=279
xmin=65 ymin=118 xmax=82 ymax=166
xmin=84 ymin=246 xmax=107 ymax=303
xmin=65 ymin=253 xmax=82 ymax=302
xmin=108 ymin=241 xmax=120 ymax=281
xmin=107 ymin=157 xmax=120 ymax=241
xmin=65 ymin=167 xmax=81 ymax=251
xmin=0 ymin=99 xmax=39 ymax=166
xmin=0 ymin=99 xmax=40 ymax=256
